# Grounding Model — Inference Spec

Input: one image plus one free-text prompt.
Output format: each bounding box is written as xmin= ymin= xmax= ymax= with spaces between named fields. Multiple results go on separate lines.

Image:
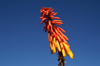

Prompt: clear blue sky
xmin=0 ymin=0 xmax=100 ymax=66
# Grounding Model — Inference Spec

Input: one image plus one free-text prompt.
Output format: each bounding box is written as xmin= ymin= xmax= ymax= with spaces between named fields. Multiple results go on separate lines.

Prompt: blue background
xmin=0 ymin=0 xmax=100 ymax=66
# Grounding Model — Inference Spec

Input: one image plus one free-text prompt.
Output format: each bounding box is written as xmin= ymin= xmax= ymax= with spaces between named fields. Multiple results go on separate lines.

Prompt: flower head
xmin=40 ymin=7 xmax=74 ymax=59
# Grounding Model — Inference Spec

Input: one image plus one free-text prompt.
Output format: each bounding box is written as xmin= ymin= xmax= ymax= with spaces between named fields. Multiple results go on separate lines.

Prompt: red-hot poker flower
xmin=40 ymin=7 xmax=74 ymax=59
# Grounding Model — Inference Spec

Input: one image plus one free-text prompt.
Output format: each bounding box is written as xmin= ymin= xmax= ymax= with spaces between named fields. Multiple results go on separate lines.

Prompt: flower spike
xmin=40 ymin=7 xmax=74 ymax=59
